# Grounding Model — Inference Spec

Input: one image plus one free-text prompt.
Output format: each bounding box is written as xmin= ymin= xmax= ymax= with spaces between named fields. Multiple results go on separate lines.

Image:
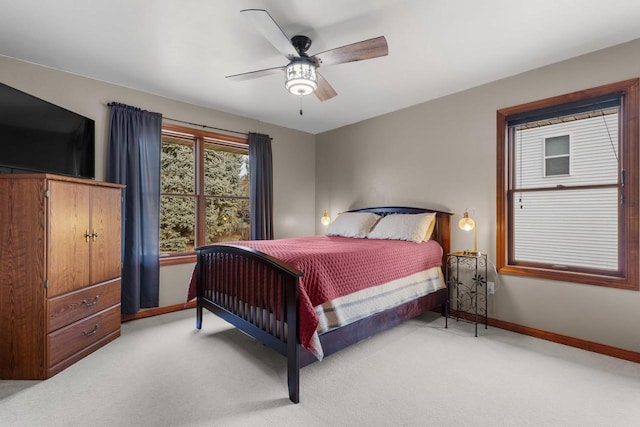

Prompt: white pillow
xmin=367 ymin=212 xmax=436 ymax=243
xmin=327 ymin=212 xmax=380 ymax=238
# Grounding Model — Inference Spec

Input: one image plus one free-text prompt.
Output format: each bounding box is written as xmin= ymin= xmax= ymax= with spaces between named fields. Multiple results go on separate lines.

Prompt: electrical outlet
xmin=487 ymin=281 xmax=495 ymax=294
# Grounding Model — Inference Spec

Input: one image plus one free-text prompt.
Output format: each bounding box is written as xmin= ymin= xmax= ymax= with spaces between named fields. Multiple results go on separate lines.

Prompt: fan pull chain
xmin=299 ymin=97 xmax=303 ymax=116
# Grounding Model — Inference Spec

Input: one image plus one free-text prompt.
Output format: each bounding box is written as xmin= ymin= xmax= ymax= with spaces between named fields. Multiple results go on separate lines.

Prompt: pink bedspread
xmin=189 ymin=236 xmax=443 ymax=351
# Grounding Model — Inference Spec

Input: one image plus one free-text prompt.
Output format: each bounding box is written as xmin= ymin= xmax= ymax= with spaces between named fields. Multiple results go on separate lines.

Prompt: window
xmin=160 ymin=124 xmax=249 ymax=256
xmin=496 ymin=79 xmax=638 ymax=289
xmin=544 ymin=135 xmax=570 ymax=176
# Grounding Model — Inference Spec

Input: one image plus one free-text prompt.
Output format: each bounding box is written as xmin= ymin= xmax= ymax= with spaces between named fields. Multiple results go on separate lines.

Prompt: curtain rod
xmin=106 ymin=103 xmax=269 ymax=139
xmin=163 ymin=116 xmax=250 ymax=138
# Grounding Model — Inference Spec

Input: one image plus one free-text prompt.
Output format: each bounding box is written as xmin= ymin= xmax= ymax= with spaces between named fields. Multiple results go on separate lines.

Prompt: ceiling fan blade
xmin=315 ymin=72 xmax=337 ymax=102
xmin=226 ymin=66 xmax=284 ymax=81
xmin=313 ymin=36 xmax=388 ymax=67
xmin=241 ymin=9 xmax=299 ymax=59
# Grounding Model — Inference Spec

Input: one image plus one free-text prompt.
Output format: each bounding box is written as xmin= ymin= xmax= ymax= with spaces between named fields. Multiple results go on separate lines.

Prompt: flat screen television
xmin=0 ymin=82 xmax=95 ymax=179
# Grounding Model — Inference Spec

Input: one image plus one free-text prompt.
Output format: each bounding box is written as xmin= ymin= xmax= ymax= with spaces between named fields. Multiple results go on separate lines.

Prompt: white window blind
xmin=512 ymin=113 xmax=619 ymax=271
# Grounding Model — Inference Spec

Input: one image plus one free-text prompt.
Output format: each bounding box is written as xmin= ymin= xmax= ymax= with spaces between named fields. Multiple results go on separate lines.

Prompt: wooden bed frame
xmin=195 ymin=206 xmax=451 ymax=403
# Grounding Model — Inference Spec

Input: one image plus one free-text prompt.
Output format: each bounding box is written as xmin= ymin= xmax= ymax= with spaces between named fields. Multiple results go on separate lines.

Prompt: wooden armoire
xmin=0 ymin=174 xmax=124 ymax=379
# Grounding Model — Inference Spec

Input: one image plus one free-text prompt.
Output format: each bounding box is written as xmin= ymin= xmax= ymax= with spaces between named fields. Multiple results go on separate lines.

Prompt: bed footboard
xmin=195 ymin=244 xmax=304 ymax=403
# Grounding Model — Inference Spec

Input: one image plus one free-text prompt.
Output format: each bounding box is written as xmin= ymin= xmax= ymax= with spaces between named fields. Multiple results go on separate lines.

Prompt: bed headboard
xmin=347 ymin=206 xmax=452 ymax=264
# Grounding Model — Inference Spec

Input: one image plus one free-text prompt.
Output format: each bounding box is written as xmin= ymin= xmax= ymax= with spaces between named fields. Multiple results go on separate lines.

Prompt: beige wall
xmin=3 ymin=37 xmax=640 ymax=354
xmin=315 ymin=38 xmax=640 ymax=353
xmin=0 ymin=55 xmax=316 ymax=306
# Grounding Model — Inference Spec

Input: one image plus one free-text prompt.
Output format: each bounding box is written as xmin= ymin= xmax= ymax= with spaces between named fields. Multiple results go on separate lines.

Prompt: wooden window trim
xmin=162 ymin=123 xmax=248 ymax=145
xmin=496 ymin=79 xmax=639 ymax=290
xmin=160 ymin=253 xmax=196 ymax=267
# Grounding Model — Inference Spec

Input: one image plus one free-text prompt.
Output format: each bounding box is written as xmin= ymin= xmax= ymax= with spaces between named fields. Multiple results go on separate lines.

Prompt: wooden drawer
xmin=47 ymin=278 xmax=121 ymax=332
xmin=47 ymin=305 xmax=120 ymax=368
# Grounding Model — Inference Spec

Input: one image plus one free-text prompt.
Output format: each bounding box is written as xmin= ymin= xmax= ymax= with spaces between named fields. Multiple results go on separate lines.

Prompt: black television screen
xmin=0 ymin=82 xmax=95 ymax=179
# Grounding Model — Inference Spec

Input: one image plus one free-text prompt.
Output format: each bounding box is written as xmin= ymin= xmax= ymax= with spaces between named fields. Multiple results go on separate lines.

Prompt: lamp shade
xmin=285 ymin=59 xmax=317 ymax=96
xmin=458 ymin=211 xmax=475 ymax=231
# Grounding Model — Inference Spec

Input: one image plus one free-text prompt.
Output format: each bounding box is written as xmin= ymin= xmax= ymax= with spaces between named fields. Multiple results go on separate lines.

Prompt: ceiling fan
xmin=226 ymin=9 xmax=388 ymax=101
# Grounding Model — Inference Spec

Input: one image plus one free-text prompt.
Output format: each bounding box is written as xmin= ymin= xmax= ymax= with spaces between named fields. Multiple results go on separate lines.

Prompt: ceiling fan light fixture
xmin=284 ymin=59 xmax=317 ymax=96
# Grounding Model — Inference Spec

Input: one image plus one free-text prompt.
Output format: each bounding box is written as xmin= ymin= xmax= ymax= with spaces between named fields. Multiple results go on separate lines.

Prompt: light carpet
xmin=1 ymin=309 xmax=639 ymax=427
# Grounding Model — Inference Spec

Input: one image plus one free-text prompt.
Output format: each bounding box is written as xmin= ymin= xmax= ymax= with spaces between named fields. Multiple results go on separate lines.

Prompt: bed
xmin=192 ymin=206 xmax=451 ymax=403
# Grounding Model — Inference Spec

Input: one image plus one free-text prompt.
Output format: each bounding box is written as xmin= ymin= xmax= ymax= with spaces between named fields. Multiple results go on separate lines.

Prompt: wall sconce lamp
xmin=458 ymin=209 xmax=480 ymax=255
xmin=321 ymin=210 xmax=331 ymax=226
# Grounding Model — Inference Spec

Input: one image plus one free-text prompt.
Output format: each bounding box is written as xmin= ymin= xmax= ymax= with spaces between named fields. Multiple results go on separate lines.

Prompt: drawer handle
xmin=82 ymin=295 xmax=100 ymax=307
xmin=82 ymin=324 xmax=99 ymax=337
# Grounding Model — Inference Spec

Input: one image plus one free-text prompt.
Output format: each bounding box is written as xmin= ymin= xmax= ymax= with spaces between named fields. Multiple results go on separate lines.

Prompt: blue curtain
xmin=106 ymin=103 xmax=162 ymax=314
xmin=248 ymin=132 xmax=274 ymax=240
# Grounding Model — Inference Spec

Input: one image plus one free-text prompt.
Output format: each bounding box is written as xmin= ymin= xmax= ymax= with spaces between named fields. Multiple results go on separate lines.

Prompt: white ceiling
xmin=1 ymin=0 xmax=640 ymax=134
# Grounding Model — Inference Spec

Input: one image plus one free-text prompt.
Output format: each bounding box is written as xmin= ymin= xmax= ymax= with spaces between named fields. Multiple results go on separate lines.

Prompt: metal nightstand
xmin=445 ymin=251 xmax=488 ymax=336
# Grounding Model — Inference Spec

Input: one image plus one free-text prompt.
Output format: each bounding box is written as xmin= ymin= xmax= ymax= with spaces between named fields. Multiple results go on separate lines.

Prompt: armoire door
xmin=89 ymin=186 xmax=122 ymax=285
xmin=47 ymin=180 xmax=91 ymax=297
